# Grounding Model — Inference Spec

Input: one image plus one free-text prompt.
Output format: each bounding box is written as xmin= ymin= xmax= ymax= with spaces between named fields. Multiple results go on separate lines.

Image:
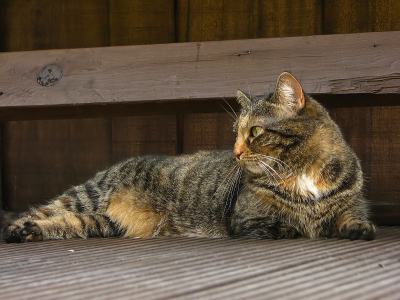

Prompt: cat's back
xmin=87 ymin=149 xmax=238 ymax=209
xmin=100 ymin=149 xmax=236 ymax=188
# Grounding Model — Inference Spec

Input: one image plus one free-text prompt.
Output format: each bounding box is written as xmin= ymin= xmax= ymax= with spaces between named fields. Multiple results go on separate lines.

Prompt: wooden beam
xmin=1 ymin=31 xmax=400 ymax=112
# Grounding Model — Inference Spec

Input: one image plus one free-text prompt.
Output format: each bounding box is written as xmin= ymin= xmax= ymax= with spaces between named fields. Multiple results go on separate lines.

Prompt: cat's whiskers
xmin=226 ymin=167 xmax=242 ymax=216
xmin=219 ymin=97 xmax=238 ymax=122
xmin=257 ymin=161 xmax=281 ymax=184
xmin=209 ymin=167 xmax=234 ymax=200
xmin=246 ymin=81 xmax=251 ymax=98
xmin=220 ymin=104 xmax=237 ymax=122
xmin=257 ymin=163 xmax=276 ymax=183
xmin=207 ymin=163 xmax=242 ymax=218
xmin=225 ymin=166 xmax=243 ymax=214
xmin=259 ymin=161 xmax=283 ymax=181
xmin=254 ymin=153 xmax=292 ymax=175
xmin=220 ymin=165 xmax=243 ymax=218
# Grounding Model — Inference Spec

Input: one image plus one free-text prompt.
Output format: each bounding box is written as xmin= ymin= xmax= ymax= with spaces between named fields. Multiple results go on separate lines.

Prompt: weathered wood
xmin=182 ymin=113 xmax=236 ymax=154
xmin=1 ymin=0 xmax=400 ymax=224
xmin=2 ymin=116 xmax=178 ymax=211
xmin=323 ymin=0 xmax=373 ymax=34
xmin=323 ymin=0 xmax=400 ymax=34
xmin=0 ymin=123 xmax=2 ymax=210
xmin=109 ymin=0 xmax=175 ymax=46
xmin=0 ymin=0 xmax=180 ymax=211
xmin=0 ymin=0 xmax=110 ymax=52
xmin=2 ymin=119 xmax=112 ymax=211
xmin=1 ymin=228 xmax=400 ymax=300
xmin=111 ymin=115 xmax=178 ymax=161
xmin=176 ymin=0 xmax=322 ymax=42
xmin=1 ymin=31 xmax=400 ymax=115
xmin=320 ymin=0 xmax=400 ymax=225
xmin=328 ymin=104 xmax=400 ymax=225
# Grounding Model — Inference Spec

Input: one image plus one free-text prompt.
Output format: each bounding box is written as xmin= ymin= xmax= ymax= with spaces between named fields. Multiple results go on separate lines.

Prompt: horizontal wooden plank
xmin=1 ymin=31 xmax=400 ymax=112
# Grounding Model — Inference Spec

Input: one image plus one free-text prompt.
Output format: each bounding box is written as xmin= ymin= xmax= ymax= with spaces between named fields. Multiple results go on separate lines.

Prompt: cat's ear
xmin=237 ymin=90 xmax=251 ymax=108
xmin=273 ymin=72 xmax=305 ymax=114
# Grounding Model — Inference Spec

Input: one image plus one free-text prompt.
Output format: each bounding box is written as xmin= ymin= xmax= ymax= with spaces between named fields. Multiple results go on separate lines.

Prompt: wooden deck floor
xmin=1 ymin=226 xmax=399 ymax=300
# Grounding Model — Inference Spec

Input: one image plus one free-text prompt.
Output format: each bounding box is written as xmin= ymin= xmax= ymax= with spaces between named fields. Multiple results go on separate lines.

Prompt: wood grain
xmin=324 ymin=0 xmax=400 ymax=34
xmin=176 ymin=0 xmax=322 ymax=42
xmin=109 ymin=0 xmax=175 ymax=46
xmin=251 ymin=0 xmax=322 ymax=38
xmin=1 ymin=229 xmax=400 ymax=299
xmin=2 ymin=119 xmax=112 ymax=211
xmin=1 ymin=31 xmax=400 ymax=113
xmin=321 ymin=0 xmax=400 ymax=224
xmin=111 ymin=115 xmax=178 ymax=161
xmin=368 ymin=106 xmax=400 ymax=203
xmin=323 ymin=0 xmax=373 ymax=34
xmin=176 ymin=0 xmax=256 ymax=42
xmin=182 ymin=113 xmax=236 ymax=154
xmin=0 ymin=124 xmax=2 ymax=210
xmin=1 ymin=0 xmax=400 ymax=223
xmin=0 ymin=0 xmax=110 ymax=52
xmin=2 ymin=116 xmax=179 ymax=211
xmin=0 ymin=0 xmax=179 ymax=211
xmin=328 ymin=104 xmax=400 ymax=225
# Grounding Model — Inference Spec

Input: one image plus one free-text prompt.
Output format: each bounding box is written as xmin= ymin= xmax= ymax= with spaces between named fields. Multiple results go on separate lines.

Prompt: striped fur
xmin=3 ymin=72 xmax=376 ymax=242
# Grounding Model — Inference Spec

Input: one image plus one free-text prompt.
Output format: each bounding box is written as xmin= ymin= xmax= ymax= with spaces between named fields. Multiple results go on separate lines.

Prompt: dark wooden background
xmin=0 ymin=0 xmax=399 ymax=224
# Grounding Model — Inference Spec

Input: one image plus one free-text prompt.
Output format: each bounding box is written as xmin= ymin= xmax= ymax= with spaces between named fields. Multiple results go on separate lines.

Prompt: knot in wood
xmin=37 ymin=64 xmax=63 ymax=87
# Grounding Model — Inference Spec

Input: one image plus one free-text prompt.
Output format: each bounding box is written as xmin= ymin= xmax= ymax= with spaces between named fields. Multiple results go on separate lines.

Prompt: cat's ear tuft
xmin=273 ymin=72 xmax=305 ymax=114
xmin=237 ymin=90 xmax=251 ymax=107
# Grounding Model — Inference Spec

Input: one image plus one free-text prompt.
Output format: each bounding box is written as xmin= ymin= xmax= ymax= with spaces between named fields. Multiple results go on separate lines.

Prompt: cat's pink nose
xmin=234 ymin=150 xmax=243 ymax=159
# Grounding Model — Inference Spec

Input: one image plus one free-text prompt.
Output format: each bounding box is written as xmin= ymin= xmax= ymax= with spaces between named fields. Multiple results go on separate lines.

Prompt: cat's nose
xmin=234 ymin=150 xmax=243 ymax=159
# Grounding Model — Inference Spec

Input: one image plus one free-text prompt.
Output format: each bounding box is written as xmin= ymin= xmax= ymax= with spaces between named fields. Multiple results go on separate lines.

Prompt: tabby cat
xmin=3 ymin=72 xmax=376 ymax=243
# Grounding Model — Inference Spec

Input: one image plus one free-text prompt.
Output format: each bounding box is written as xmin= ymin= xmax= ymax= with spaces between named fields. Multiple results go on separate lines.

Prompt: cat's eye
xmin=251 ymin=126 xmax=263 ymax=137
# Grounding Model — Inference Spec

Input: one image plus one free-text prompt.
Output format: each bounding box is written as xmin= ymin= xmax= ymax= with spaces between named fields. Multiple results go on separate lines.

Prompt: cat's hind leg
xmin=3 ymin=200 xmax=120 ymax=242
xmin=105 ymin=189 xmax=173 ymax=239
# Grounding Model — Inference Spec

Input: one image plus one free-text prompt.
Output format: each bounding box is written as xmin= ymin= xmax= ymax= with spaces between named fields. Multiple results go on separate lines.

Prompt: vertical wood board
xmin=323 ymin=0 xmax=400 ymax=34
xmin=111 ymin=115 xmax=178 ymax=161
xmin=176 ymin=0 xmax=322 ymax=42
xmin=328 ymin=104 xmax=400 ymax=223
xmin=0 ymin=0 xmax=110 ymax=52
xmin=2 ymin=119 xmax=112 ymax=210
xmin=182 ymin=113 xmax=236 ymax=154
xmin=1 ymin=0 xmax=400 ymax=224
xmin=109 ymin=0 xmax=175 ymax=46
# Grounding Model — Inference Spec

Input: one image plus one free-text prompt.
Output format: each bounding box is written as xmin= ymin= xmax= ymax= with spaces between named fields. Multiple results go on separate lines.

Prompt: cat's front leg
xmin=3 ymin=221 xmax=43 ymax=242
xmin=235 ymin=217 xmax=279 ymax=239
xmin=278 ymin=222 xmax=302 ymax=239
xmin=231 ymin=217 xmax=300 ymax=239
xmin=337 ymin=213 xmax=376 ymax=240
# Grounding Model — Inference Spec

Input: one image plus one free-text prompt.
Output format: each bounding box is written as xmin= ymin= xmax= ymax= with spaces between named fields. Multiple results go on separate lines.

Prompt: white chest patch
xmin=294 ymin=174 xmax=322 ymax=201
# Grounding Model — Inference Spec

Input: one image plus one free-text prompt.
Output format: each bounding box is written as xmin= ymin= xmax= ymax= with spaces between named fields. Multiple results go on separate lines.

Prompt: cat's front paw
xmin=3 ymin=224 xmax=22 ymax=242
xmin=279 ymin=223 xmax=301 ymax=239
xmin=340 ymin=221 xmax=376 ymax=240
xmin=4 ymin=222 xmax=43 ymax=243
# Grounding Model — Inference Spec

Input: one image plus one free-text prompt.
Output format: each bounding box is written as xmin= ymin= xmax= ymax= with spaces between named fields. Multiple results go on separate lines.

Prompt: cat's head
xmin=233 ymin=72 xmax=330 ymax=178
